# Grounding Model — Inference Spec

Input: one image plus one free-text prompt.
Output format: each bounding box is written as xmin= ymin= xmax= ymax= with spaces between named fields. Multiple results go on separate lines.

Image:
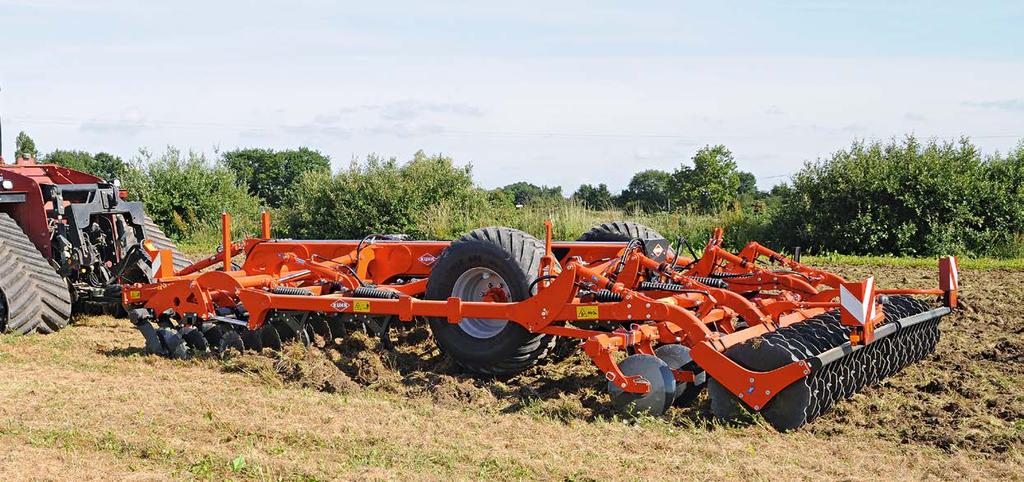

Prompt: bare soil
xmin=0 ymin=265 xmax=1020 ymax=480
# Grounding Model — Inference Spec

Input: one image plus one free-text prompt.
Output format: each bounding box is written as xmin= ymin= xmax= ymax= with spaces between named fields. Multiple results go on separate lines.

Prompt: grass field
xmin=0 ymin=265 xmax=1021 ymax=480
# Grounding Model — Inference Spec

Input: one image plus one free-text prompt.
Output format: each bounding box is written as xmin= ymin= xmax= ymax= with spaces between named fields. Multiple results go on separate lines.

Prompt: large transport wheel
xmin=141 ymin=214 xmax=191 ymax=273
xmin=425 ymin=227 xmax=556 ymax=377
xmin=0 ymin=213 xmax=73 ymax=334
xmin=576 ymin=221 xmax=666 ymax=243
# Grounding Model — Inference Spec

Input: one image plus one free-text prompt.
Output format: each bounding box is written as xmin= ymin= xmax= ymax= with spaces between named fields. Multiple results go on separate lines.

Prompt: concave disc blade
xmin=241 ymin=329 xmax=263 ymax=351
xmin=261 ymin=325 xmax=283 ymax=351
xmin=607 ymin=354 xmax=675 ymax=417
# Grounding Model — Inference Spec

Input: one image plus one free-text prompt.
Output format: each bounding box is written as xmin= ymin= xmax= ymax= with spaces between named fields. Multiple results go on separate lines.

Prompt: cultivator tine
xmin=327 ymin=316 xmax=347 ymax=344
xmin=362 ymin=316 xmax=395 ymax=349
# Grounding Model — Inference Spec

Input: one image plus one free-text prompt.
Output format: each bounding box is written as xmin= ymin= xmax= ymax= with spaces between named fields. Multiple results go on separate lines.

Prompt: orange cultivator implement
xmin=123 ymin=216 xmax=957 ymax=430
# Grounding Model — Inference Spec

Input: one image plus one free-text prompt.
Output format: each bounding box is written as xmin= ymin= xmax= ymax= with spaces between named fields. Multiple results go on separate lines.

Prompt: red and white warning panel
xmin=839 ymin=277 xmax=883 ymax=343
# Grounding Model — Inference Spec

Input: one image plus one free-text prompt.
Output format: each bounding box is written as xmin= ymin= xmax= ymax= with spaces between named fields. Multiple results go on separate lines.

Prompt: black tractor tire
xmin=425 ymin=227 xmax=555 ymax=377
xmin=141 ymin=214 xmax=191 ymax=273
xmin=0 ymin=213 xmax=73 ymax=335
xmin=577 ymin=221 xmax=665 ymax=243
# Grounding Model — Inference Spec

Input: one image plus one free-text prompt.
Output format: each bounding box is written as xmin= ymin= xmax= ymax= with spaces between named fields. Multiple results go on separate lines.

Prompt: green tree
xmin=737 ymin=171 xmax=758 ymax=196
xmin=42 ymin=150 xmax=128 ymax=180
xmin=221 ymin=147 xmax=331 ymax=207
xmin=501 ymin=181 xmax=563 ymax=205
xmin=671 ymin=145 xmax=741 ymax=214
xmin=281 ymin=151 xmax=481 ymax=239
xmin=769 ymin=183 xmax=792 ymax=197
xmin=617 ymin=169 xmax=672 ymax=213
xmin=572 ymin=183 xmax=614 ymax=210
xmin=486 ymin=187 xmax=516 ymax=208
xmin=126 ymin=147 xmax=261 ymax=239
xmin=15 ymin=131 xmax=37 ymax=159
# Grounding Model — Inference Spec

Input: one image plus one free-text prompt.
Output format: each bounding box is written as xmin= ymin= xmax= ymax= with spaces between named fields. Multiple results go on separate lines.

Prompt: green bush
xmin=773 ymin=137 xmax=1024 ymax=257
xmin=125 ymin=147 xmax=262 ymax=240
xmin=280 ymin=151 xmax=484 ymax=239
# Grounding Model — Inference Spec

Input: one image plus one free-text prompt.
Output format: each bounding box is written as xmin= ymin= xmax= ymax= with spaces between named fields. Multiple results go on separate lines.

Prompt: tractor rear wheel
xmin=425 ymin=227 xmax=555 ymax=377
xmin=0 ymin=213 xmax=73 ymax=334
xmin=142 ymin=214 xmax=191 ymax=272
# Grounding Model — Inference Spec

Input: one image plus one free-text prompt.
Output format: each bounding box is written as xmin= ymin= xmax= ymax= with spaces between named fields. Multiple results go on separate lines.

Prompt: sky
xmin=1 ymin=1 xmax=1022 ymax=192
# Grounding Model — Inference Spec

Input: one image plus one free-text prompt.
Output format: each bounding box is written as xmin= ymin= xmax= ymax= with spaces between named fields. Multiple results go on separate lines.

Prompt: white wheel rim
xmin=451 ymin=267 xmax=510 ymax=339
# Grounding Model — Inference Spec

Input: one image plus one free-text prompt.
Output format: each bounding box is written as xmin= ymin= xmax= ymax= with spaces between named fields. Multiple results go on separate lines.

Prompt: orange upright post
xmin=261 ymin=211 xmax=271 ymax=239
xmin=222 ymin=212 xmax=232 ymax=272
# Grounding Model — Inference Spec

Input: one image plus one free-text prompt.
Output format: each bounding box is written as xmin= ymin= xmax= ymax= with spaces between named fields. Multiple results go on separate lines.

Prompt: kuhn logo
xmin=651 ymin=243 xmax=665 ymax=257
xmin=330 ymin=300 xmax=351 ymax=311
xmin=418 ymin=253 xmax=438 ymax=266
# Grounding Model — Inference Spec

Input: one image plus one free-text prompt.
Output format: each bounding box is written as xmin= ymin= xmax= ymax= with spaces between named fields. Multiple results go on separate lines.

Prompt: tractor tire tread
xmin=0 ymin=213 xmax=72 ymax=334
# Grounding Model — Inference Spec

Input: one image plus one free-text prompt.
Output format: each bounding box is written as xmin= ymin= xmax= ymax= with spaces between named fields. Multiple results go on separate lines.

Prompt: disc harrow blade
xmin=241 ymin=329 xmax=263 ymax=351
xmin=607 ymin=354 xmax=676 ymax=417
xmin=261 ymin=325 xmax=283 ymax=351
xmin=308 ymin=317 xmax=333 ymax=347
xmin=155 ymin=327 xmax=188 ymax=359
xmin=181 ymin=326 xmax=209 ymax=354
xmin=654 ymin=344 xmax=705 ymax=407
xmin=218 ymin=329 xmax=245 ymax=355
xmin=201 ymin=322 xmax=225 ymax=351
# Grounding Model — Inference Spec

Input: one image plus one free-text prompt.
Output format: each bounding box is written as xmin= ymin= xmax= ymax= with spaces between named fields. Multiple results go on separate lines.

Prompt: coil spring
xmin=686 ymin=276 xmax=729 ymax=289
xmin=638 ymin=278 xmax=728 ymax=291
xmin=590 ymin=290 xmax=623 ymax=302
xmin=272 ymin=286 xmax=314 ymax=296
xmin=353 ymin=286 xmax=401 ymax=299
xmin=638 ymin=281 xmax=688 ymax=292
xmin=710 ymin=272 xmax=753 ymax=279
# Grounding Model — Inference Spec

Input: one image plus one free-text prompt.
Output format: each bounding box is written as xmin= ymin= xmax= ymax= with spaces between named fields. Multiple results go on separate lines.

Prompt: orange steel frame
xmin=123 ymin=214 xmax=958 ymax=411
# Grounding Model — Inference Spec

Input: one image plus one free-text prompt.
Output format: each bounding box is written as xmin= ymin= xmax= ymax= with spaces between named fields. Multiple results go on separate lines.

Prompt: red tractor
xmin=0 ymin=153 xmax=188 ymax=334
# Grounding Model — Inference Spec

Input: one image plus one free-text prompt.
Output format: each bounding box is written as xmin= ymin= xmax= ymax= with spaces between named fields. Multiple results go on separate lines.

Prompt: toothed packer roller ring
xmin=714 ymin=333 xmax=811 ymax=431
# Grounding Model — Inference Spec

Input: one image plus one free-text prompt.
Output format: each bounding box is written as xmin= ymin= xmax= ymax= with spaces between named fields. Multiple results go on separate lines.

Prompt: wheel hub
xmin=451 ymin=267 xmax=510 ymax=339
